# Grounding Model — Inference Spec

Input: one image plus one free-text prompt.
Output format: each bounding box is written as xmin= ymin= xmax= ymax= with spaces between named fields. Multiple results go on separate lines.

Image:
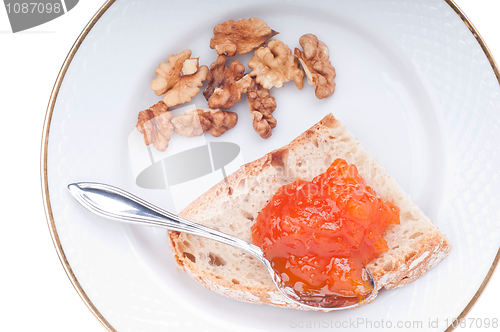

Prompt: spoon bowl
xmin=67 ymin=182 xmax=375 ymax=310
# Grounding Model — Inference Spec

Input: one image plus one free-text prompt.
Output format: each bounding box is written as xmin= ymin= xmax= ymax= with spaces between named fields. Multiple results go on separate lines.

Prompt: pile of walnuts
xmin=136 ymin=18 xmax=336 ymax=151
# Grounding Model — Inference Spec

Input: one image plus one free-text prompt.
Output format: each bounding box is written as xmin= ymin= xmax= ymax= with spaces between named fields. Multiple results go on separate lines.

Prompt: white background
xmin=0 ymin=0 xmax=498 ymax=331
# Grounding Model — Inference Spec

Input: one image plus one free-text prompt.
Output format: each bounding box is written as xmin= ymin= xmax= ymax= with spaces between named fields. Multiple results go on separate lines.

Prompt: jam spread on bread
xmin=252 ymin=158 xmax=400 ymax=298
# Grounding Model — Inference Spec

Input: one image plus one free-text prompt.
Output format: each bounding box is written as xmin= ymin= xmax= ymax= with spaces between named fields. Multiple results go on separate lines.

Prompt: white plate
xmin=42 ymin=0 xmax=500 ymax=331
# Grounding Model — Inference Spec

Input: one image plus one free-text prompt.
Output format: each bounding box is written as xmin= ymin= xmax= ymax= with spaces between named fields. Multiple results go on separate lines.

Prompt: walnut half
xmin=248 ymin=39 xmax=304 ymax=90
xmin=171 ymin=108 xmax=238 ymax=138
xmin=151 ymin=49 xmax=209 ymax=107
xmin=247 ymin=78 xmax=277 ymax=139
xmin=136 ymin=101 xmax=173 ymax=152
xmin=210 ymin=17 xmax=278 ymax=57
xmin=203 ymin=55 xmax=252 ymax=109
xmin=294 ymin=34 xmax=336 ymax=99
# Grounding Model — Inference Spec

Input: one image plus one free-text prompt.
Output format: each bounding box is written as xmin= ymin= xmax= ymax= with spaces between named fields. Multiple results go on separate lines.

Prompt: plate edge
xmin=40 ymin=0 xmax=118 ymax=331
xmin=442 ymin=3 xmax=500 ymax=330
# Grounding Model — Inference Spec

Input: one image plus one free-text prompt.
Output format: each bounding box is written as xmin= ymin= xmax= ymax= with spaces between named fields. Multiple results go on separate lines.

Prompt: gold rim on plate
xmin=40 ymin=1 xmax=500 ymax=331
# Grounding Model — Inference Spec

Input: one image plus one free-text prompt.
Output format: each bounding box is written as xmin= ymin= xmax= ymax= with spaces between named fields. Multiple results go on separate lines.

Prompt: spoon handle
xmin=68 ymin=182 xmax=264 ymax=258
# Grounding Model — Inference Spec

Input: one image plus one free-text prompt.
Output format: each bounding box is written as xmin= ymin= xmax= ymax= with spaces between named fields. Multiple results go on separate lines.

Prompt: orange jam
xmin=251 ymin=158 xmax=400 ymax=298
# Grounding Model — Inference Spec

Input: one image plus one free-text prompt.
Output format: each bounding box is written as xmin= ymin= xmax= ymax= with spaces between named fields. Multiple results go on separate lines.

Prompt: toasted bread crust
xmin=167 ymin=114 xmax=451 ymax=309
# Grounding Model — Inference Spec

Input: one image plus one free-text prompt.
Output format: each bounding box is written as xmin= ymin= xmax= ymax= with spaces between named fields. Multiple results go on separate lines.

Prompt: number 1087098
xmin=6 ymin=2 xmax=62 ymax=14
xmin=446 ymin=317 xmax=499 ymax=329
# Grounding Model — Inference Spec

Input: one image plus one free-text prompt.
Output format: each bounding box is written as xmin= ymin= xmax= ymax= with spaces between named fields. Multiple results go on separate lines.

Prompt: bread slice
xmin=168 ymin=114 xmax=451 ymax=309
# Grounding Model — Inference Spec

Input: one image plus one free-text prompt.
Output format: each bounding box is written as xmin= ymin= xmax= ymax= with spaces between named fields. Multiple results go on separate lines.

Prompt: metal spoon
xmin=67 ymin=182 xmax=375 ymax=310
